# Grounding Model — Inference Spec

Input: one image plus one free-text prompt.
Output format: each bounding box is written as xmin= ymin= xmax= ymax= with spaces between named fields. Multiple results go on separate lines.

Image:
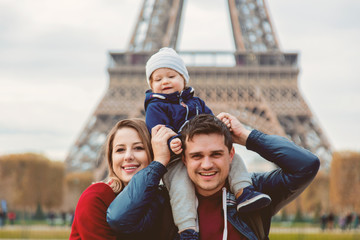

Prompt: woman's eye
xmin=116 ymin=148 xmax=125 ymax=153
xmin=135 ymin=146 xmax=144 ymax=150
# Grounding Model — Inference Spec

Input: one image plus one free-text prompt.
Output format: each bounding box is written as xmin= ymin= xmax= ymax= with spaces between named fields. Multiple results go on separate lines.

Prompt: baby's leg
xmin=228 ymin=152 xmax=252 ymax=194
xmin=229 ymin=151 xmax=271 ymax=212
xmin=163 ymin=160 xmax=197 ymax=232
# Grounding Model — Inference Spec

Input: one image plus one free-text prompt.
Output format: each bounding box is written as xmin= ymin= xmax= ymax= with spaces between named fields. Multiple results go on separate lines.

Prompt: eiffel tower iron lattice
xmin=65 ymin=0 xmax=332 ymax=180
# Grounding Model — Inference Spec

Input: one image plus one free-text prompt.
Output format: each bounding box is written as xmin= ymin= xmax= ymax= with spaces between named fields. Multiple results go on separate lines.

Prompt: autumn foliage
xmin=0 ymin=153 xmax=64 ymax=211
xmin=300 ymin=171 xmax=330 ymax=212
xmin=278 ymin=151 xmax=360 ymax=217
xmin=62 ymin=171 xmax=94 ymax=211
xmin=329 ymin=151 xmax=360 ymax=212
xmin=1 ymin=151 xmax=359 ymax=217
xmin=282 ymin=170 xmax=330 ymax=217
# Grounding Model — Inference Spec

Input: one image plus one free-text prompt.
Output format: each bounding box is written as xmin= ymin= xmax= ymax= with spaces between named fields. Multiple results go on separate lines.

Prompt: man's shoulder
xmin=155 ymin=185 xmax=179 ymax=239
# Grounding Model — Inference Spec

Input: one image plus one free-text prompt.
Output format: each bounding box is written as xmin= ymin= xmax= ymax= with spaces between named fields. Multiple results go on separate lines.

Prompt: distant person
xmin=328 ymin=212 xmax=335 ymax=229
xmin=69 ymin=210 xmax=74 ymax=227
xmin=144 ymin=47 xmax=271 ymax=237
xmin=345 ymin=213 xmax=353 ymax=230
xmin=48 ymin=211 xmax=55 ymax=226
xmin=7 ymin=211 xmax=15 ymax=225
xmin=321 ymin=213 xmax=328 ymax=231
xmin=70 ymin=119 xmax=177 ymax=239
xmin=0 ymin=201 xmax=7 ymax=227
xmin=0 ymin=208 xmax=5 ymax=227
xmin=354 ymin=213 xmax=359 ymax=229
xmin=61 ymin=211 xmax=66 ymax=225
xmin=339 ymin=215 xmax=346 ymax=231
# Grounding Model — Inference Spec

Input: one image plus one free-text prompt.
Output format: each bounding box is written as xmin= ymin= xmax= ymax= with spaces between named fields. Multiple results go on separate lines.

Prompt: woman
xmin=69 ymin=119 xmax=177 ymax=239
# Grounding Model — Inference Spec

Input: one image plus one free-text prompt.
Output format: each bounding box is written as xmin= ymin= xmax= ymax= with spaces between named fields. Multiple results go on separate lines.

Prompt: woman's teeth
xmin=124 ymin=166 xmax=137 ymax=170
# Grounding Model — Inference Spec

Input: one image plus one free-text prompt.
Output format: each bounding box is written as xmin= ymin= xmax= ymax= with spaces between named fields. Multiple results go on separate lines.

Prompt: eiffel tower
xmin=65 ymin=0 xmax=332 ymax=179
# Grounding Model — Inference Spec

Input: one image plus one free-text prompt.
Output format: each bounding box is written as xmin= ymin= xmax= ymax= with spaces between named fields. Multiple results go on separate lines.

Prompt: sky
xmin=0 ymin=0 xmax=359 ymax=161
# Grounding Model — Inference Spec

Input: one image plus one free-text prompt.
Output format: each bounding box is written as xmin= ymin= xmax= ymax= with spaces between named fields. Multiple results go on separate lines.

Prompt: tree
xmin=0 ymin=153 xmax=65 ymax=211
xmin=329 ymin=151 xmax=360 ymax=212
xmin=43 ymin=161 xmax=64 ymax=209
xmin=300 ymin=171 xmax=330 ymax=214
xmin=280 ymin=170 xmax=329 ymax=218
xmin=62 ymin=171 xmax=94 ymax=211
xmin=294 ymin=207 xmax=304 ymax=222
xmin=280 ymin=209 xmax=288 ymax=221
xmin=34 ymin=202 xmax=45 ymax=220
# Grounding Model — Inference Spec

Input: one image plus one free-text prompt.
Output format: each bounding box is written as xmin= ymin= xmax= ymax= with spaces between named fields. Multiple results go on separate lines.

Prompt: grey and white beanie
xmin=145 ymin=47 xmax=189 ymax=87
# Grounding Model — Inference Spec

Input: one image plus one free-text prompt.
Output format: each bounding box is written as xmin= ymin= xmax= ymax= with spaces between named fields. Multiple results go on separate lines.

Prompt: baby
xmin=144 ymin=47 xmax=271 ymax=238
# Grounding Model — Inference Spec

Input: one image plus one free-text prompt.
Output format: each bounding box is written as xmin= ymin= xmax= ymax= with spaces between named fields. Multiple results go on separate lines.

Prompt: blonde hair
xmin=105 ymin=118 xmax=153 ymax=193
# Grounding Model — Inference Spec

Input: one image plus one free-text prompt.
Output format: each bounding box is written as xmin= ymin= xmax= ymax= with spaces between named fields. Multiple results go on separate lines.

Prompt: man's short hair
xmin=181 ymin=114 xmax=233 ymax=153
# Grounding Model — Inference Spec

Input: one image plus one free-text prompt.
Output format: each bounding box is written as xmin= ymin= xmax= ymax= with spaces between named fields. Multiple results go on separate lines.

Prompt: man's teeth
xmin=200 ymin=172 xmax=215 ymax=176
xmin=124 ymin=166 xmax=137 ymax=170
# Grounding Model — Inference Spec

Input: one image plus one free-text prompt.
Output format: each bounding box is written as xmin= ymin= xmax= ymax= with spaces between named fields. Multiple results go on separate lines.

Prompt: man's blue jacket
xmin=107 ymin=130 xmax=320 ymax=240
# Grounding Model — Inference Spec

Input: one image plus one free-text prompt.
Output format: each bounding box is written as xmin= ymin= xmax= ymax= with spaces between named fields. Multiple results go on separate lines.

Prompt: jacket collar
xmin=145 ymin=87 xmax=195 ymax=106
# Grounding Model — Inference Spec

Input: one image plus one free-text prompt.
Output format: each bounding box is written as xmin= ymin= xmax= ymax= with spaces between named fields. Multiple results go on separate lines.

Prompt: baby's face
xmin=150 ymin=68 xmax=185 ymax=94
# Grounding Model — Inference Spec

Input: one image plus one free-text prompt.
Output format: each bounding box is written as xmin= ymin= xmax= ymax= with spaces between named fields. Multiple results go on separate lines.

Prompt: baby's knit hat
xmin=145 ymin=47 xmax=189 ymax=87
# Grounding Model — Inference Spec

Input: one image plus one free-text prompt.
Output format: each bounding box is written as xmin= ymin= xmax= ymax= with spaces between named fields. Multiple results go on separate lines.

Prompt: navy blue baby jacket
xmin=144 ymin=87 xmax=213 ymax=136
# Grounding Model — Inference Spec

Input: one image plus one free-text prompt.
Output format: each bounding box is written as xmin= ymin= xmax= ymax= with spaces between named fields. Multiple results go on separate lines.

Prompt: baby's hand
xmin=216 ymin=112 xmax=251 ymax=146
xmin=170 ymin=138 xmax=183 ymax=154
xmin=217 ymin=114 xmax=231 ymax=130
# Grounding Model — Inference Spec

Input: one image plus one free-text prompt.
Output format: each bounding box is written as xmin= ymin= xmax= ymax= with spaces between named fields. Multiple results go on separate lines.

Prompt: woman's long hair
xmin=105 ymin=118 xmax=153 ymax=193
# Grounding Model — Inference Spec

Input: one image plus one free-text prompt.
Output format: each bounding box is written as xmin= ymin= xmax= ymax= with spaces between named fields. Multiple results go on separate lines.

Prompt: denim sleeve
xmin=247 ymin=130 xmax=320 ymax=215
xmin=106 ymin=161 xmax=167 ymax=233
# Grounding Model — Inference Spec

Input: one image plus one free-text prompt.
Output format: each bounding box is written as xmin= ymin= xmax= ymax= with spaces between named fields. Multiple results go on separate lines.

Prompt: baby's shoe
xmin=179 ymin=229 xmax=199 ymax=240
xmin=236 ymin=186 xmax=271 ymax=213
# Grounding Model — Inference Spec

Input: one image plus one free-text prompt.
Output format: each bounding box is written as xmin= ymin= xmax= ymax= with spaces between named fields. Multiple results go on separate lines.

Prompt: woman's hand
xmin=151 ymin=125 xmax=176 ymax=166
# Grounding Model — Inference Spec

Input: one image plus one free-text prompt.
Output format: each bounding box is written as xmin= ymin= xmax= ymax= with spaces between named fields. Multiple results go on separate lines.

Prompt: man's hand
xmin=151 ymin=125 xmax=176 ymax=166
xmin=170 ymin=138 xmax=183 ymax=154
xmin=217 ymin=112 xmax=251 ymax=146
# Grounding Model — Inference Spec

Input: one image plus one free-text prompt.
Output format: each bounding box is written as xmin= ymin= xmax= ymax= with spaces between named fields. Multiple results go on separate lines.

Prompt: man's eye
xmin=192 ymin=154 xmax=202 ymax=159
xmin=212 ymin=153 xmax=222 ymax=157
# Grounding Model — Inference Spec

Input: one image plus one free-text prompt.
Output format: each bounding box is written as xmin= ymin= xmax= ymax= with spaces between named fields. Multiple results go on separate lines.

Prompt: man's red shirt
xmin=197 ymin=188 xmax=247 ymax=240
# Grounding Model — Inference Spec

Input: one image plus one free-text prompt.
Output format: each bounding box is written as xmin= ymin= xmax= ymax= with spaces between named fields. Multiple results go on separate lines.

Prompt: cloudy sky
xmin=1 ymin=0 xmax=359 ymax=161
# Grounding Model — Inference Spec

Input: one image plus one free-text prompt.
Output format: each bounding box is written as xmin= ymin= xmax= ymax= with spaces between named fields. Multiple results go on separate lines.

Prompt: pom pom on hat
xmin=146 ymin=47 xmax=189 ymax=87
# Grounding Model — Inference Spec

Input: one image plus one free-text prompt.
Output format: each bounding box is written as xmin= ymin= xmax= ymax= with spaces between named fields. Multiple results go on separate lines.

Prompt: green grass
xmin=269 ymin=232 xmax=360 ymax=240
xmin=271 ymin=221 xmax=320 ymax=228
xmin=0 ymin=228 xmax=70 ymax=239
xmin=0 ymin=227 xmax=359 ymax=239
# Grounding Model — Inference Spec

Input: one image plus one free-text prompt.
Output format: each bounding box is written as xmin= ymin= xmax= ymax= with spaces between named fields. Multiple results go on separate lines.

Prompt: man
xmin=179 ymin=113 xmax=320 ymax=239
